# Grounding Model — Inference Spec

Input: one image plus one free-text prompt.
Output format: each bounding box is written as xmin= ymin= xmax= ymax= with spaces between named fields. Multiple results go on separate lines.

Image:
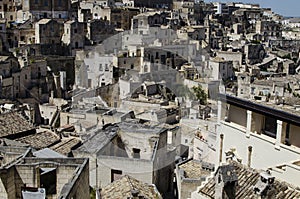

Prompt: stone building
xmin=175 ymin=159 xmax=213 ymax=199
xmin=132 ymin=11 xmax=168 ymax=34
xmin=216 ymin=51 xmax=243 ymax=71
xmin=0 ymin=146 xmax=89 ymax=199
xmin=45 ymin=56 xmax=75 ymax=88
xmin=213 ymin=94 xmax=300 ymax=186
xmin=207 ymin=57 xmax=234 ymax=81
xmin=7 ymin=20 xmax=35 ymax=48
xmin=191 ymin=161 xmax=300 ymax=198
xmin=0 ymin=54 xmax=51 ymax=101
xmin=78 ymin=0 xmax=111 ymax=22
xmin=73 ymin=120 xmax=177 ymax=196
xmin=256 ymin=20 xmax=282 ymax=42
xmin=100 ymin=175 xmax=162 ymax=198
xmin=120 ymin=82 xmax=180 ymax=124
xmin=0 ymin=0 xmax=16 ymax=24
xmin=111 ymin=7 xmax=140 ymax=30
xmin=133 ymin=0 xmax=172 ymax=9
xmin=0 ymin=55 xmax=20 ymax=99
xmin=22 ymin=0 xmax=70 ymax=20
xmin=77 ymin=52 xmax=117 ymax=88
xmin=86 ymin=19 xmax=117 ymax=44
xmin=61 ymin=20 xmax=85 ymax=52
xmin=244 ymin=43 xmax=265 ymax=65
xmin=0 ymin=19 xmax=8 ymax=52
xmin=35 ymin=19 xmax=63 ymax=45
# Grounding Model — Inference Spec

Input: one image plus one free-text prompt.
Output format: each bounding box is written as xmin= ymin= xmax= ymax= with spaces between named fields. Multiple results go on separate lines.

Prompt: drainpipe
xmin=219 ymin=134 xmax=224 ymax=164
xmin=248 ymin=146 xmax=252 ymax=168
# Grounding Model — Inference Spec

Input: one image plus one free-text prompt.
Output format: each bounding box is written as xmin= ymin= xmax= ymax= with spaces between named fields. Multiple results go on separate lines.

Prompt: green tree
xmin=192 ymin=85 xmax=207 ymax=105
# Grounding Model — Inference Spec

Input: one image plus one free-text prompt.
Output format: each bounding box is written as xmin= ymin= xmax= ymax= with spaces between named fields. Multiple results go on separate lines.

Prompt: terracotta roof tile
xmin=16 ymin=131 xmax=60 ymax=150
xmin=50 ymin=138 xmax=81 ymax=155
xmin=199 ymin=162 xmax=300 ymax=199
xmin=0 ymin=112 xmax=35 ymax=138
xmin=101 ymin=175 xmax=162 ymax=199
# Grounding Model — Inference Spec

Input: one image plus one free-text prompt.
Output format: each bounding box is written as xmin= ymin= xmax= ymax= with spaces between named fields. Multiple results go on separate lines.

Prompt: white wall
xmin=84 ymin=53 xmax=116 ymax=88
xmin=97 ymin=156 xmax=153 ymax=187
xmin=270 ymin=163 xmax=300 ymax=187
xmin=218 ymin=122 xmax=300 ymax=171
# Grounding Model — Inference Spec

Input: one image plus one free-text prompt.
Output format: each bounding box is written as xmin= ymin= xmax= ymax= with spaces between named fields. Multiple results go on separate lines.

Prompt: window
xmin=111 ymin=169 xmax=122 ymax=182
xmin=44 ymin=0 xmax=48 ymax=6
xmin=264 ymin=116 xmax=277 ymax=138
xmin=251 ymin=87 xmax=255 ymax=94
xmin=105 ymin=64 xmax=109 ymax=71
xmin=285 ymin=123 xmax=290 ymax=144
xmin=99 ymin=64 xmax=102 ymax=71
xmin=35 ymin=0 xmax=38 ymax=4
xmin=132 ymin=148 xmax=140 ymax=159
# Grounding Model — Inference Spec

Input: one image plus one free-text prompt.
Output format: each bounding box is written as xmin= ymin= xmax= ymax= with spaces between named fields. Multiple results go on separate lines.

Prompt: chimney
xmin=219 ymin=134 xmax=224 ymax=164
xmin=215 ymin=164 xmax=238 ymax=199
xmin=254 ymin=170 xmax=275 ymax=197
xmin=248 ymin=146 xmax=252 ymax=167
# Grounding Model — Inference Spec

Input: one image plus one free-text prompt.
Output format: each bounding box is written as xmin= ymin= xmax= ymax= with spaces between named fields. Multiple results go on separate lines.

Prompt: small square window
xmin=132 ymin=148 xmax=140 ymax=159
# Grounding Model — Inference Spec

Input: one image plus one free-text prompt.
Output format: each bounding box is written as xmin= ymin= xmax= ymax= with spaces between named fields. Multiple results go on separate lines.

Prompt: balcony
xmin=220 ymin=120 xmax=300 ymax=170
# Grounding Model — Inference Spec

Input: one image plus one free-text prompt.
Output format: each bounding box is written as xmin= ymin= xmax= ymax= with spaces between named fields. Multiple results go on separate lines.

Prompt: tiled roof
xmin=50 ymin=138 xmax=81 ymax=156
xmin=198 ymin=162 xmax=300 ymax=199
xmin=100 ymin=175 xmax=162 ymax=199
xmin=16 ymin=131 xmax=60 ymax=150
xmin=76 ymin=125 xmax=118 ymax=154
xmin=178 ymin=159 xmax=211 ymax=179
xmin=0 ymin=112 xmax=35 ymax=138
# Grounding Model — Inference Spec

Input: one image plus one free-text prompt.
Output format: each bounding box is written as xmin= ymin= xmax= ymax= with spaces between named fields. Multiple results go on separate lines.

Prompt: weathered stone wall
xmin=59 ymin=160 xmax=90 ymax=199
xmin=97 ymin=156 xmax=154 ymax=187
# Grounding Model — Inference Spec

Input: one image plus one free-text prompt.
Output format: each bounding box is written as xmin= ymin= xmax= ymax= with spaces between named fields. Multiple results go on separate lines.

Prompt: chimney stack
xmin=248 ymin=146 xmax=252 ymax=167
xmin=219 ymin=134 xmax=224 ymax=164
